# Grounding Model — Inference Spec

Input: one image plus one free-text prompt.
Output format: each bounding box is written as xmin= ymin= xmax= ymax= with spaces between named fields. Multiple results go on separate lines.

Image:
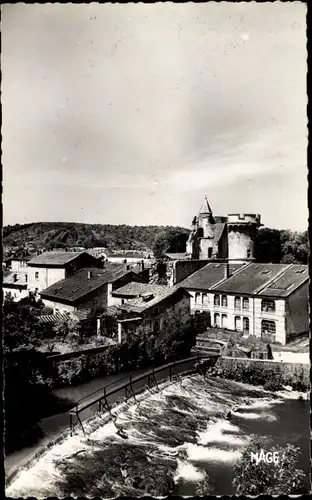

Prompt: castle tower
xmin=198 ymin=196 xmax=215 ymax=239
xmin=226 ymin=213 xmax=262 ymax=263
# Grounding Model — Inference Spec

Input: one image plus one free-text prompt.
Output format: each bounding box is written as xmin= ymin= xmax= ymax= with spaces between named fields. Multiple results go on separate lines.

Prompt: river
xmin=6 ymin=374 xmax=310 ymax=497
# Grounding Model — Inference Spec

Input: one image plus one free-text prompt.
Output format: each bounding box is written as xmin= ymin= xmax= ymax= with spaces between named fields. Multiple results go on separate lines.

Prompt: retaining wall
xmin=216 ymin=356 xmax=309 ymax=385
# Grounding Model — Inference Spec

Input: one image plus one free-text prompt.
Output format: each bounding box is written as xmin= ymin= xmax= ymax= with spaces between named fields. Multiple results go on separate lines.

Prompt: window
xmin=243 ymin=298 xmax=249 ymax=310
xmin=221 ymin=314 xmax=227 ymax=328
xmin=214 ymin=313 xmax=220 ymax=327
xmin=214 ymin=294 xmax=220 ymax=306
xmin=154 ymin=319 xmax=160 ymax=331
xmin=261 ymin=320 xmax=276 ymax=335
xmin=195 ymin=292 xmax=201 ymax=305
xmin=208 ymin=248 xmax=213 ymax=258
xmin=234 ymin=297 xmax=241 ymax=310
xmin=121 ymin=299 xmax=125 ymax=305
xmin=25 ymin=274 xmax=28 ymax=283
xmin=202 ymin=293 xmax=208 ymax=305
xmin=221 ymin=295 xmax=228 ymax=307
xmin=261 ymin=299 xmax=275 ymax=313
xmin=243 ymin=317 xmax=250 ymax=332
xmin=235 ymin=316 xmax=242 ymax=331
xmin=35 ymin=271 xmax=39 ymax=280
xmin=247 ymin=249 xmax=251 ymax=258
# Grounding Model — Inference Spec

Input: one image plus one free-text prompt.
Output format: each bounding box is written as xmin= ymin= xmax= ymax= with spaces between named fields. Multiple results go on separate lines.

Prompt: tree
xmin=152 ymin=229 xmax=189 ymax=259
xmin=255 ymin=228 xmax=282 ymax=263
xmin=255 ymin=227 xmax=308 ymax=264
xmin=3 ymin=295 xmax=42 ymax=352
xmin=232 ymin=435 xmax=306 ymax=495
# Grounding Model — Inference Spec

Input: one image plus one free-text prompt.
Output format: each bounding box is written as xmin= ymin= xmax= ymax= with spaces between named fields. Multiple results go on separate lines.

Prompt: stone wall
xmin=46 ymin=344 xmax=115 ymax=387
xmin=215 ymin=356 xmax=309 ymax=386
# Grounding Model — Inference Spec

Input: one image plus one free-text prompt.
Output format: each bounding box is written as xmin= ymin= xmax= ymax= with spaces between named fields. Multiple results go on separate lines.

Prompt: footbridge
xmin=69 ymin=351 xmax=220 ymax=436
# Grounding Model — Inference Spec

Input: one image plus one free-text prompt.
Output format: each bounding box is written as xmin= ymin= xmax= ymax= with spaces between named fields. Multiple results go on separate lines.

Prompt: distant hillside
xmin=3 ymin=222 xmax=190 ymax=252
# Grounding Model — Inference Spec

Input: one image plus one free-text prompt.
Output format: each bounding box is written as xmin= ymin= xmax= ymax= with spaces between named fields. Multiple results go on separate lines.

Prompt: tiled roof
xmin=28 ymin=251 xmax=85 ymax=266
xmin=113 ymin=282 xmax=171 ymax=297
xmin=213 ymin=263 xmax=291 ymax=295
xmin=38 ymin=309 xmax=89 ymax=324
xmin=3 ymin=270 xmax=28 ymax=287
xmin=211 ymin=223 xmax=226 ymax=244
xmin=179 ymin=262 xmax=245 ymax=290
xmin=257 ymin=264 xmax=308 ymax=297
xmin=11 ymin=256 xmax=32 ymax=262
xmin=116 ymin=283 xmax=187 ymax=313
xmin=40 ymin=264 xmax=132 ymax=303
xmin=38 ymin=313 xmax=72 ymax=324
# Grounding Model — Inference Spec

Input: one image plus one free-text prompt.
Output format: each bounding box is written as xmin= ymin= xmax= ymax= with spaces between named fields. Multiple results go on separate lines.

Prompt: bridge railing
xmin=69 ymin=352 xmax=219 ymax=435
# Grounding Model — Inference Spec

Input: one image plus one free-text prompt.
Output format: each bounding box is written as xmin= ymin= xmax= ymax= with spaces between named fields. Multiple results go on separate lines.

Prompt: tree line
xmin=152 ymin=227 xmax=308 ymax=264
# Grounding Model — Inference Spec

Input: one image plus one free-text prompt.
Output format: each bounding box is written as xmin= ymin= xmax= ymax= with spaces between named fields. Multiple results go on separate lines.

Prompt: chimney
xmin=87 ymin=270 xmax=92 ymax=280
xmin=224 ymin=263 xmax=230 ymax=280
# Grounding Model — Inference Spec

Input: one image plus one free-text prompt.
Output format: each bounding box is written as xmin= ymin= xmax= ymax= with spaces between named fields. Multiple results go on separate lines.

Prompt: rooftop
xmin=210 ymin=222 xmax=226 ymax=244
xmin=199 ymin=196 xmax=213 ymax=214
xmin=179 ymin=262 xmax=245 ymax=290
xmin=28 ymin=251 xmax=85 ymax=266
xmin=257 ymin=264 xmax=308 ymax=297
xmin=38 ymin=309 xmax=89 ymax=324
xmin=213 ymin=263 xmax=291 ymax=295
xmin=40 ymin=264 xmax=134 ymax=303
xmin=3 ymin=270 xmax=28 ymax=287
xmin=165 ymin=252 xmax=189 ymax=260
xmin=108 ymin=251 xmax=150 ymax=258
xmin=116 ymin=282 xmax=187 ymax=313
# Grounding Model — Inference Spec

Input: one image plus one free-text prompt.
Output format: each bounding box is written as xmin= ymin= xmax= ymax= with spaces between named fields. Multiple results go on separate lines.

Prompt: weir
xmin=69 ymin=352 xmax=220 ymax=436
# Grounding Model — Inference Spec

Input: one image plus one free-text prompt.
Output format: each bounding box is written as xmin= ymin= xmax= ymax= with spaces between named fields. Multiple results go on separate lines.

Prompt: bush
xmin=233 ymin=435 xmax=306 ymax=495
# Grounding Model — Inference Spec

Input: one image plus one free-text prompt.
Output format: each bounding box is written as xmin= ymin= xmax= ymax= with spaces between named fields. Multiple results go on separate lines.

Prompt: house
xmin=3 ymin=269 xmax=28 ymax=302
xmin=112 ymin=282 xmax=191 ymax=343
xmin=3 ymin=253 xmax=32 ymax=270
xmin=180 ymin=262 xmax=308 ymax=345
xmin=10 ymin=255 xmax=32 ymax=271
xmin=27 ymin=251 xmax=103 ymax=293
xmin=105 ymin=251 xmax=152 ymax=264
xmin=39 ymin=263 xmax=148 ymax=315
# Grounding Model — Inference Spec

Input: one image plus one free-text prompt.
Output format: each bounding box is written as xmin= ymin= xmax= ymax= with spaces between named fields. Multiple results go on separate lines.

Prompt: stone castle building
xmin=186 ymin=196 xmax=262 ymax=263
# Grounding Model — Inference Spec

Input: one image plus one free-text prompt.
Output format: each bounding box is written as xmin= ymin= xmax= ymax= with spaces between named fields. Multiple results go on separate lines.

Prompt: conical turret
xmin=199 ymin=196 xmax=213 ymax=215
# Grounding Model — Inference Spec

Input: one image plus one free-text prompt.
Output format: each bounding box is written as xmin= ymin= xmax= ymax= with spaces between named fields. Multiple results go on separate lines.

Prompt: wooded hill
xmin=3 ymin=222 xmax=190 ymax=251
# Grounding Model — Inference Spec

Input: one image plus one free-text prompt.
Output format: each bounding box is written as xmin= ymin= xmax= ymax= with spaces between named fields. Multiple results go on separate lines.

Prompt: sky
xmin=1 ymin=2 xmax=308 ymax=231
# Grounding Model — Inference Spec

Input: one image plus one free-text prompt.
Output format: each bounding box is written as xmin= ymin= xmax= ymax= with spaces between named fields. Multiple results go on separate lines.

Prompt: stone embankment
xmin=210 ymin=356 xmax=309 ymax=392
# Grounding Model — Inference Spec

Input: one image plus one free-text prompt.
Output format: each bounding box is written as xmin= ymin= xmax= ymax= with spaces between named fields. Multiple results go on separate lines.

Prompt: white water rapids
xmin=6 ymin=374 xmax=309 ymax=498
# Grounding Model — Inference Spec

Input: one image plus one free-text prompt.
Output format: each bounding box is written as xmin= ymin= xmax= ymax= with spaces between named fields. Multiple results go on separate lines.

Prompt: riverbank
xmin=211 ymin=356 xmax=309 ymax=392
xmin=5 ymin=364 xmax=150 ymax=480
xmin=6 ymin=375 xmax=310 ymax=497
